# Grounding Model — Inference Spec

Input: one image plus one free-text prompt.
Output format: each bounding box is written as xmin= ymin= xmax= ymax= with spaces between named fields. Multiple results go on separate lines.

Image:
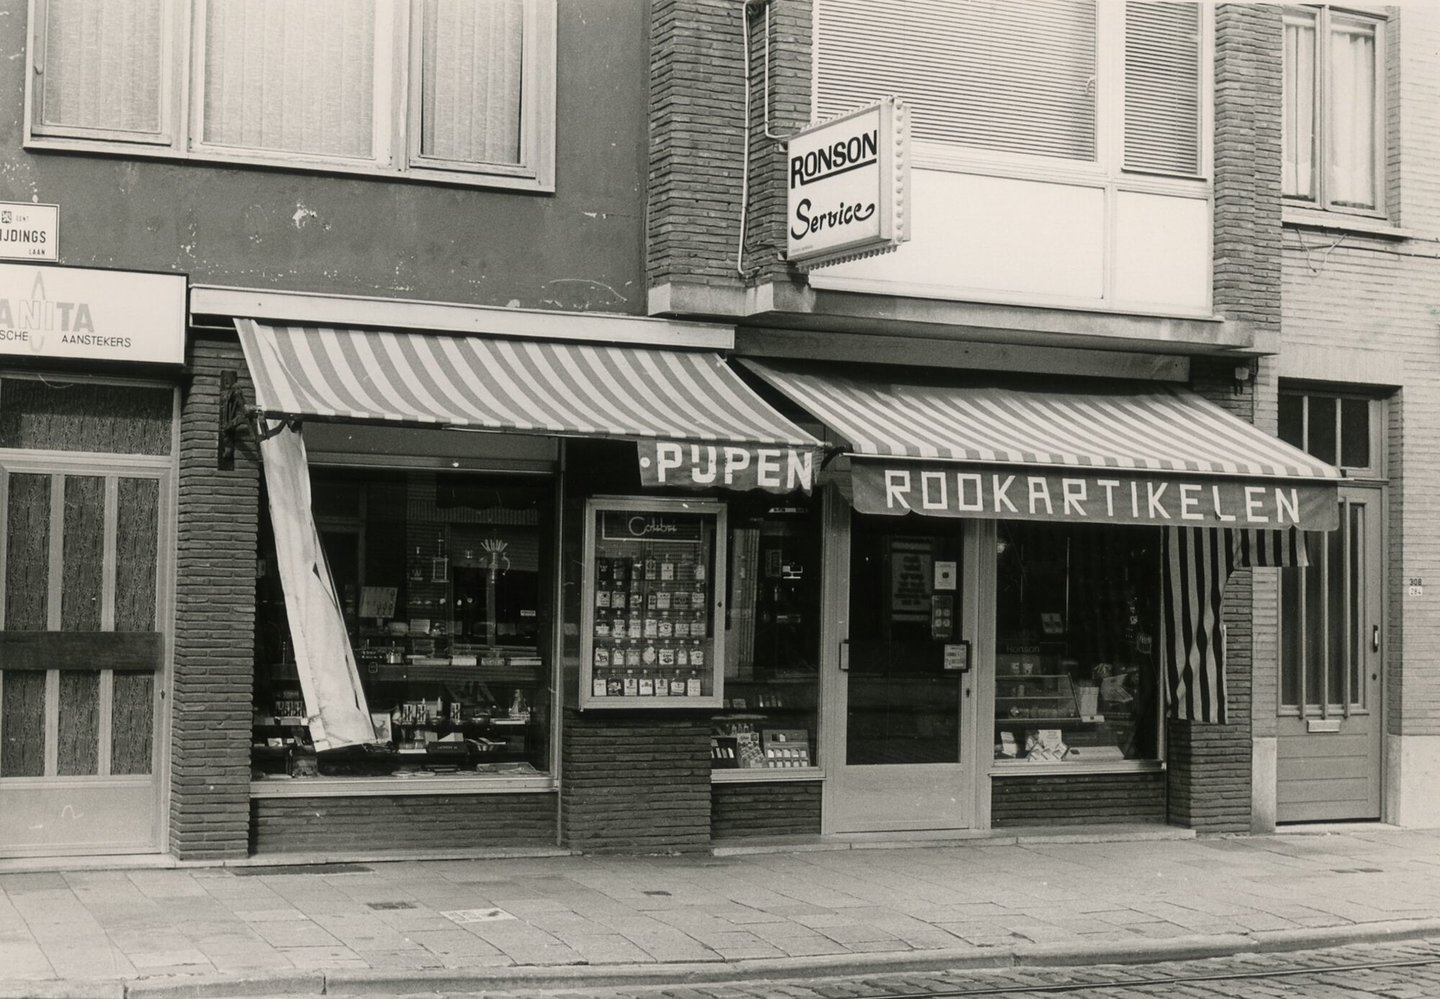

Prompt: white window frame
xmin=24 ymin=0 xmax=556 ymax=193
xmin=1282 ymin=5 xmax=1386 ymax=218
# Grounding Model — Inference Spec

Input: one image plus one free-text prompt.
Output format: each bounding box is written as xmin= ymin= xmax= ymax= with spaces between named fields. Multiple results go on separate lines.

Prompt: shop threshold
xmin=712 ymin=823 xmax=1195 ymax=856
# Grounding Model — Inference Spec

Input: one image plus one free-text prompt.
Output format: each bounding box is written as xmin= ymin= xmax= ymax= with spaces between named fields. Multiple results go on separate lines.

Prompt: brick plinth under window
xmin=560 ymin=710 xmax=711 ymax=853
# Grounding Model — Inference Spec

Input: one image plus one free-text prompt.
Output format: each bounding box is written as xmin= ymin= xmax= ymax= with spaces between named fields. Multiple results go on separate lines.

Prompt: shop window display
xmin=993 ymin=522 xmax=1160 ymax=765
xmin=711 ymin=501 xmax=821 ymax=771
xmin=253 ymin=469 xmax=554 ymax=780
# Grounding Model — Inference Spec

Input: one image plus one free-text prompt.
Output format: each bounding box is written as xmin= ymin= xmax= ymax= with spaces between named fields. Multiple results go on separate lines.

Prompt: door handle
xmin=1372 ymin=625 xmax=1380 ymax=653
xmin=839 ymin=639 xmax=849 ymax=672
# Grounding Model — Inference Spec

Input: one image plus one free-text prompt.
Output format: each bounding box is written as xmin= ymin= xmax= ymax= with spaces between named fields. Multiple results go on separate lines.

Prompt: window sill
xmin=990 ymin=759 xmax=1164 ymax=777
xmin=249 ymin=774 xmax=555 ymax=797
xmin=711 ymin=767 xmax=824 ymax=784
xmin=1282 ymin=207 xmax=1414 ymax=240
xmin=23 ymin=137 xmax=555 ymax=194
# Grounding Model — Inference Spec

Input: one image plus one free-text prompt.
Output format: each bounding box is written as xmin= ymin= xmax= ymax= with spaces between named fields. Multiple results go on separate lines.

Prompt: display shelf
xmin=580 ymin=497 xmax=726 ymax=710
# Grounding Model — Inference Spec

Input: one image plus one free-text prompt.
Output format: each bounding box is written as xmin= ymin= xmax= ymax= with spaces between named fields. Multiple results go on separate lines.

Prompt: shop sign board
xmin=599 ymin=509 xmax=705 ymax=544
xmin=853 ymin=463 xmax=1340 ymax=531
xmin=637 ymin=440 xmax=815 ymax=495
xmin=786 ymin=97 xmax=910 ymax=270
xmin=0 ymin=202 xmax=58 ymax=261
xmin=0 ymin=263 xmax=185 ymax=365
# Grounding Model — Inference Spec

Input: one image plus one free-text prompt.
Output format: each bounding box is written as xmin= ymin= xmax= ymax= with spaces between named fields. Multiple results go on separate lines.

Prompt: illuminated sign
xmin=786 ymin=98 xmax=909 ymax=270
xmin=0 ymin=263 xmax=185 ymax=365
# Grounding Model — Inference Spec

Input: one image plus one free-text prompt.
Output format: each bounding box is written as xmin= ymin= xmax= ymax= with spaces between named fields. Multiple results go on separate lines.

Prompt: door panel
xmin=1276 ymin=488 xmax=1382 ymax=822
xmin=0 ymin=461 xmax=170 ymax=856
xmin=824 ymin=508 xmax=975 ymax=833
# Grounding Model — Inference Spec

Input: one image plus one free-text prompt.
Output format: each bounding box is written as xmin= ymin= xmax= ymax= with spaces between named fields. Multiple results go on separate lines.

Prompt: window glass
xmin=1123 ymin=2 xmax=1202 ymax=176
xmin=993 ymin=522 xmax=1160 ymax=764
xmin=253 ymin=469 xmax=554 ymax=780
xmin=30 ymin=0 xmax=555 ymax=187
xmin=1282 ymin=10 xmax=1317 ymax=199
xmin=419 ymin=0 xmax=524 ymax=166
xmin=1308 ymin=394 xmax=1337 ymax=465
xmin=712 ymin=500 xmax=821 ymax=771
xmin=1278 ymin=391 xmax=1304 ymax=450
xmin=201 ymin=0 xmax=375 ymax=159
xmin=817 ymin=0 xmax=1098 ymax=162
xmin=1326 ymin=16 xmax=1377 ymax=209
xmin=1283 ymin=7 xmax=1382 ymax=212
xmin=0 ymin=379 xmax=173 ymax=454
xmin=38 ymin=0 xmax=165 ymax=139
xmin=1340 ymin=397 xmax=1371 ymax=469
xmin=847 ymin=519 xmax=964 ymax=766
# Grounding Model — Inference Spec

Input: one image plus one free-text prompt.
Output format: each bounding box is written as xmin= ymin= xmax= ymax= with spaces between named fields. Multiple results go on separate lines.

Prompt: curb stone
xmin=78 ymin=917 xmax=1440 ymax=999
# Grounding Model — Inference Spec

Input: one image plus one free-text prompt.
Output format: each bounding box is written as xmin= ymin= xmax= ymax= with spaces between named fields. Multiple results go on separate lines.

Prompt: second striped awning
xmin=743 ymin=359 xmax=1343 ymax=530
xmin=236 ymin=320 xmax=819 ymax=449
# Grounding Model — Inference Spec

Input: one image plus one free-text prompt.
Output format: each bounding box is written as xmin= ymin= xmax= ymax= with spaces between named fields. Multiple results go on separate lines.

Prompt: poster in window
xmin=889 ymin=539 xmax=932 ymax=621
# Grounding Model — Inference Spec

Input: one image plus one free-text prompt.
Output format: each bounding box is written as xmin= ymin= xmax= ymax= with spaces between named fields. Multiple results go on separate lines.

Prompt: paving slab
xmin=3 ymin=827 xmax=1440 ymax=997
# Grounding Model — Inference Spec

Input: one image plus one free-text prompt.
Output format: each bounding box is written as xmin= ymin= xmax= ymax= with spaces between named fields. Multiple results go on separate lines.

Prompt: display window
xmin=711 ymin=500 xmax=822 ymax=771
xmin=992 ymin=522 xmax=1161 ymax=765
xmin=253 ymin=467 xmax=554 ymax=780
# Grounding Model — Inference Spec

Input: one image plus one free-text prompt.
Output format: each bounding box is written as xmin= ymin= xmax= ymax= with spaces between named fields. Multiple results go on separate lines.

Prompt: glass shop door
xmin=822 ymin=506 xmax=979 ymax=833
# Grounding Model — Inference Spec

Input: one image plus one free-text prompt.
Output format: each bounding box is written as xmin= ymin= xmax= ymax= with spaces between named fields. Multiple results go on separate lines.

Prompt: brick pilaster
xmin=170 ymin=333 xmax=258 ymax=859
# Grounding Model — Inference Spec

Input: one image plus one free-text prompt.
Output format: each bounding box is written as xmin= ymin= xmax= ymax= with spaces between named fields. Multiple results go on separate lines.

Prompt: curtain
xmin=1327 ymin=20 xmax=1377 ymax=208
xmin=40 ymin=0 xmax=164 ymax=136
xmin=1283 ymin=15 xmax=1316 ymax=198
xmin=201 ymin=0 xmax=375 ymax=158
xmin=420 ymin=0 xmax=524 ymax=165
xmin=1160 ymin=527 xmax=1311 ymax=724
xmin=260 ymin=422 xmax=375 ymax=751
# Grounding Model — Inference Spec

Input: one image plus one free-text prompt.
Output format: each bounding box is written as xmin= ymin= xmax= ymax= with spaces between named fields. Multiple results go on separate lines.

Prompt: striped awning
xmin=743 ymin=360 xmax=1342 ymax=530
xmin=236 ymin=320 xmax=819 ymax=448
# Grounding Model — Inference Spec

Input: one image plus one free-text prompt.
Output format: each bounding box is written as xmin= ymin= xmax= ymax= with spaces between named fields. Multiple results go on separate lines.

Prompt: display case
xmin=581 ymin=497 xmax=726 ymax=710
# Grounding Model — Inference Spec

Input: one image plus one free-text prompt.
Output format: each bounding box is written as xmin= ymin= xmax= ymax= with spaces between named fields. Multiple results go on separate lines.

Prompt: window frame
xmin=24 ymin=0 xmax=557 ymax=192
xmin=1278 ymin=386 xmax=1385 ymax=480
xmin=1282 ymin=5 xmax=1387 ymax=218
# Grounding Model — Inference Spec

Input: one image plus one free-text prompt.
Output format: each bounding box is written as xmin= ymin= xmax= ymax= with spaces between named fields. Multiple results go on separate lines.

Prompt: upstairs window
xmin=27 ymin=0 xmax=555 ymax=191
xmin=1283 ymin=7 xmax=1385 ymax=213
xmin=816 ymin=0 xmax=1204 ymax=178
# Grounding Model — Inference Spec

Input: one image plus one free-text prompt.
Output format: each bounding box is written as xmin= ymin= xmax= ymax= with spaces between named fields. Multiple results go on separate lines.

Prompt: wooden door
xmin=0 ymin=457 xmax=171 ymax=856
xmin=1276 ymin=487 xmax=1383 ymax=822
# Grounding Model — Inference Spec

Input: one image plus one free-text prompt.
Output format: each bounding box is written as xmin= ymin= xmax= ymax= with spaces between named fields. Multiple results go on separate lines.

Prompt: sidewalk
xmin=4 ymin=825 xmax=1440 ymax=998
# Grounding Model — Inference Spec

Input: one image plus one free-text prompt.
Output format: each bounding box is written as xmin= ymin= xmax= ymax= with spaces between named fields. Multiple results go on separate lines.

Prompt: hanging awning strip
xmin=236 ymin=320 xmax=820 ymax=449
xmin=742 ymin=359 xmax=1340 ymax=479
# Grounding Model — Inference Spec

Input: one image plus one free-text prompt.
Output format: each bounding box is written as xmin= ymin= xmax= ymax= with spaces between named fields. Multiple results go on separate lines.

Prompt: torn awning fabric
xmin=1161 ymin=527 xmax=1311 ymax=724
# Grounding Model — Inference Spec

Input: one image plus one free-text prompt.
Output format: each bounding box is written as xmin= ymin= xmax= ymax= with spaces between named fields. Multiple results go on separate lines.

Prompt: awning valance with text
xmin=236 ymin=319 xmax=820 ymax=451
xmin=743 ymin=360 xmax=1343 ymax=531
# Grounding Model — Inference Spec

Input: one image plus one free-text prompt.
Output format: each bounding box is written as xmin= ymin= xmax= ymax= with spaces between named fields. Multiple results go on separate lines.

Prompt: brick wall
xmin=991 ymin=773 xmax=1167 ymax=828
xmin=711 ymin=782 xmax=821 ymax=839
xmin=1212 ymin=4 xmax=1283 ymax=337
xmin=648 ymin=0 xmax=747 ymax=292
xmin=560 ymin=710 xmax=711 ymax=853
xmin=251 ymin=793 xmax=556 ymax=854
xmin=171 ymin=334 xmax=259 ymax=859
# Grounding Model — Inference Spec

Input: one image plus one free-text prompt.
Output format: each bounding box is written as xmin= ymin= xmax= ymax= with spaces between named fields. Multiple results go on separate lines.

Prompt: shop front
xmin=233 ymin=319 xmax=824 ymax=853
xmin=743 ymin=359 xmax=1343 ymax=835
xmin=229 ymin=316 xmax=1343 ymax=852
